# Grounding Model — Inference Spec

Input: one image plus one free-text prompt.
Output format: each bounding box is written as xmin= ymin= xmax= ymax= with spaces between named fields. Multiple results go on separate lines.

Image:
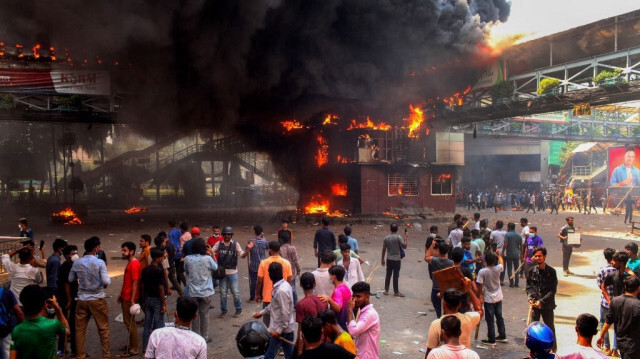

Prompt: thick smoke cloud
xmin=0 ymin=0 xmax=509 ymax=130
xmin=0 ymin=0 xmax=510 ymax=190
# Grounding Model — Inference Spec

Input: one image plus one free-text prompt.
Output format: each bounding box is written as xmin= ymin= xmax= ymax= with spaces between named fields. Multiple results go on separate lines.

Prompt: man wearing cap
xmin=212 ymin=226 xmax=249 ymax=318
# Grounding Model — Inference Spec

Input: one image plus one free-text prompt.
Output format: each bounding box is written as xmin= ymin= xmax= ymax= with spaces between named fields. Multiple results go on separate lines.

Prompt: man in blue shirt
xmin=184 ymin=238 xmax=218 ymax=342
xmin=610 ymin=147 xmax=640 ymax=187
xmin=247 ymin=225 xmax=268 ymax=302
xmin=69 ymin=236 xmax=111 ymax=359
xmin=344 ymin=226 xmax=359 ymax=254
xmin=46 ymin=238 xmax=67 ymax=289
xmin=17 ymin=218 xmax=33 ymax=243
xmin=167 ymin=220 xmax=184 ymax=285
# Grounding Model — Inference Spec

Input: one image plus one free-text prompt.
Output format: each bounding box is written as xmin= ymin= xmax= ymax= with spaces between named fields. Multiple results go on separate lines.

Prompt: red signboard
xmin=0 ymin=69 xmax=109 ymax=95
xmin=609 ymin=146 xmax=640 ymax=187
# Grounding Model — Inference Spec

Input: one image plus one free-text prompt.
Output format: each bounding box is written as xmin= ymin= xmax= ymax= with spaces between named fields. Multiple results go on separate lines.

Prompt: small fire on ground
xmin=304 ymin=195 xmax=348 ymax=217
xmin=52 ymin=208 xmax=82 ymax=225
xmin=125 ymin=206 xmax=148 ymax=214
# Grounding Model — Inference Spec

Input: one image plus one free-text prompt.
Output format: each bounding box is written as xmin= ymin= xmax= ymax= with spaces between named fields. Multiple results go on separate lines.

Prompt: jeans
xmin=532 ymin=306 xmax=556 ymax=351
xmin=384 ymin=259 xmax=401 ymax=293
xmin=431 ymin=288 xmax=442 ymax=318
xmin=262 ymin=302 xmax=271 ymax=328
xmin=600 ymin=305 xmax=617 ymax=349
xmin=219 ymin=273 xmax=242 ymax=312
xmin=175 ymin=259 xmax=186 ymax=285
xmin=143 ymin=297 xmax=165 ymax=351
xmin=291 ymin=278 xmax=298 ymax=305
xmin=562 ymin=245 xmax=573 ymax=271
xmin=192 ymin=296 xmax=212 ymax=339
xmin=0 ymin=334 xmax=10 ymax=359
xmin=76 ymin=298 xmax=110 ymax=359
xmin=264 ymin=331 xmax=294 ymax=359
xmin=249 ymin=270 xmax=258 ymax=301
xmin=484 ymin=301 xmax=506 ymax=341
xmin=505 ymin=257 xmax=520 ymax=287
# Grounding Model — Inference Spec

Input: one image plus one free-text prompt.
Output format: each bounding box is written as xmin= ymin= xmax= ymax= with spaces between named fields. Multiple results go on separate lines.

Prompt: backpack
xmin=0 ymin=289 xmax=12 ymax=338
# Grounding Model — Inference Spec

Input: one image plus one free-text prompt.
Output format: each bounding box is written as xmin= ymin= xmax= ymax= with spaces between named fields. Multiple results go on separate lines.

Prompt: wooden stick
xmin=277 ymin=335 xmax=296 ymax=346
xmin=509 ymin=261 xmax=526 ymax=280
xmin=366 ymin=264 xmax=381 ymax=283
xmin=526 ymin=304 xmax=533 ymax=327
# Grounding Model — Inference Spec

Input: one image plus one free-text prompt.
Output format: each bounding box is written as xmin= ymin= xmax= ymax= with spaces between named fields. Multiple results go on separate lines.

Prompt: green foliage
xmin=0 ymin=93 xmax=14 ymax=104
xmin=558 ymin=141 xmax=581 ymax=165
xmin=593 ymin=68 xmax=623 ymax=83
xmin=537 ymin=78 xmax=560 ymax=94
xmin=489 ymin=81 xmax=514 ymax=100
xmin=55 ymin=95 xmax=82 ymax=107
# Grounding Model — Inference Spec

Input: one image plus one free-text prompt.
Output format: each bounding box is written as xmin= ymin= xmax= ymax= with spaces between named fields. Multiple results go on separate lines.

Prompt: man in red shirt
xmin=295 ymin=272 xmax=327 ymax=355
xmin=207 ymin=226 xmax=223 ymax=261
xmin=119 ymin=241 xmax=141 ymax=357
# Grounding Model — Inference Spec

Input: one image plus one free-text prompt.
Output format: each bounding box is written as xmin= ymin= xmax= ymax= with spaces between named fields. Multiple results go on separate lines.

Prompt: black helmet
xmin=236 ymin=320 xmax=269 ymax=357
xmin=222 ymin=226 xmax=233 ymax=235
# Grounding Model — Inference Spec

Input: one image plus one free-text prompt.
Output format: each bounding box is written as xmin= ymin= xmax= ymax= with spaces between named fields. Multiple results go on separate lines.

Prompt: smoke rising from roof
xmin=0 ymin=0 xmax=509 ymax=130
xmin=0 ymin=0 xmax=510 ymax=191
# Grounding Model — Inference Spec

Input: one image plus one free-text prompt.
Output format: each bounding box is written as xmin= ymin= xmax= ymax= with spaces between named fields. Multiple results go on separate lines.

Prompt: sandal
xmin=117 ymin=352 xmax=139 ymax=358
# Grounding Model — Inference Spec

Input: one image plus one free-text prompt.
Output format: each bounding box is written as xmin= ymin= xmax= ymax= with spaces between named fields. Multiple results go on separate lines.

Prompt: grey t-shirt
xmin=430 ymin=257 xmax=453 ymax=290
xmin=384 ymin=234 xmax=403 ymax=261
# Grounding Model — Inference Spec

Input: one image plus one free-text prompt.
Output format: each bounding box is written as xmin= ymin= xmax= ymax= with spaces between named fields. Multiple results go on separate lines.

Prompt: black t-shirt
xmin=57 ymin=260 xmax=78 ymax=303
xmin=142 ymin=264 xmax=165 ymax=298
xmin=300 ymin=343 xmax=355 ymax=359
xmin=604 ymin=272 xmax=626 ymax=297
xmin=606 ymin=294 xmax=640 ymax=355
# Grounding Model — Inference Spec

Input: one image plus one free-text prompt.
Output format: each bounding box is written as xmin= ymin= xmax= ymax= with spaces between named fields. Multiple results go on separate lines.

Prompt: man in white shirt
xmin=1 ymin=246 xmax=43 ymax=305
xmin=426 ymin=316 xmax=479 ymax=359
xmin=313 ymin=251 xmax=336 ymax=297
xmin=145 ymin=296 xmax=207 ymax=359
xmin=477 ymin=251 xmax=507 ymax=345
xmin=426 ymin=280 xmax=483 ymax=354
xmin=447 ymin=221 xmax=464 ymax=248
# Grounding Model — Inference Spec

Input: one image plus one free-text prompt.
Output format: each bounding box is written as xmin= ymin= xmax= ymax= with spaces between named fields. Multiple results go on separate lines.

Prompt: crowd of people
xmin=3 ymin=214 xmax=640 ymax=358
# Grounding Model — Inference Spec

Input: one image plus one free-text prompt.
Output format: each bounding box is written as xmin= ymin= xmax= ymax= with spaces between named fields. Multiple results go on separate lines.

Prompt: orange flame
xmin=383 ymin=211 xmax=401 ymax=220
xmin=304 ymin=195 xmax=330 ymax=214
xmin=443 ymin=86 xmax=471 ymax=107
xmin=436 ymin=173 xmax=452 ymax=183
xmin=331 ymin=183 xmax=347 ymax=196
xmin=347 ymin=117 xmax=391 ymax=131
xmin=304 ymin=195 xmax=348 ymax=217
xmin=52 ymin=207 xmax=82 ymax=225
xmin=336 ymin=155 xmax=349 ymax=164
xmin=315 ymin=135 xmax=328 ymax=167
xmin=405 ymin=105 xmax=424 ymax=138
xmin=322 ymin=114 xmax=338 ymax=125
xmin=281 ymin=120 xmax=304 ymax=132
xmin=32 ymin=44 xmax=41 ymax=59
xmin=481 ymin=23 xmax=527 ymax=58
xmin=125 ymin=206 xmax=147 ymax=214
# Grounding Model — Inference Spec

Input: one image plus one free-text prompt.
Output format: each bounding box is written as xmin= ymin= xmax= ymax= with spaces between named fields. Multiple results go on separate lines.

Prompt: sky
xmin=492 ymin=1 xmax=640 ymax=42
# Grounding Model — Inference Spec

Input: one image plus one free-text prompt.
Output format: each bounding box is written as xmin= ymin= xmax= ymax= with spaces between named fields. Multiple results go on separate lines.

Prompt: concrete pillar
xmin=540 ymin=140 xmax=550 ymax=189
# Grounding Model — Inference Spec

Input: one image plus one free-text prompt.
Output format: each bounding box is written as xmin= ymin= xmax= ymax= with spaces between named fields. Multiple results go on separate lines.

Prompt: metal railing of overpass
xmin=450 ymin=116 xmax=640 ymax=143
xmin=438 ymin=46 xmax=640 ymax=126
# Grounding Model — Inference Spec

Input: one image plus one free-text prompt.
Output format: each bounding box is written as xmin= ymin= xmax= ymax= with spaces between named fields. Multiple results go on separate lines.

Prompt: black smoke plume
xmin=0 ymin=0 xmax=510 ymax=190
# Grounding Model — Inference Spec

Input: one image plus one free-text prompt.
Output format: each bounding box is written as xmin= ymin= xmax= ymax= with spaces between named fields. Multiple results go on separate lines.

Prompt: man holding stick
xmin=253 ymin=262 xmax=295 ymax=359
xmin=526 ymin=246 xmax=558 ymax=352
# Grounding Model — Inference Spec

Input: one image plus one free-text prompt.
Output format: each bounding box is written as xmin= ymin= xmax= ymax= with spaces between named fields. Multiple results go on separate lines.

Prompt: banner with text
xmin=0 ymin=69 xmax=110 ymax=96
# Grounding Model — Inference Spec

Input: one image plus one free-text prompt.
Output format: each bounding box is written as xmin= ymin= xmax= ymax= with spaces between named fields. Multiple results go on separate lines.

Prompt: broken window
xmin=388 ymin=173 xmax=418 ymax=196
xmin=431 ymin=173 xmax=452 ymax=195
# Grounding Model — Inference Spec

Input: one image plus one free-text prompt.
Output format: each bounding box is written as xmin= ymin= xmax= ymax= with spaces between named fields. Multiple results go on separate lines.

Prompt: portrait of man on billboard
xmin=610 ymin=147 xmax=640 ymax=187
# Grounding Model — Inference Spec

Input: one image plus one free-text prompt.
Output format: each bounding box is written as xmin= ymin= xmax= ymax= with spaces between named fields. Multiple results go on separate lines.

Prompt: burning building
xmin=278 ymin=108 xmax=464 ymax=215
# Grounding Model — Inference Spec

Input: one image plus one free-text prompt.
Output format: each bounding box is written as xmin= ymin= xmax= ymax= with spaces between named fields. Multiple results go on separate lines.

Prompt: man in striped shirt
xmin=597 ymin=248 xmax=618 ymax=356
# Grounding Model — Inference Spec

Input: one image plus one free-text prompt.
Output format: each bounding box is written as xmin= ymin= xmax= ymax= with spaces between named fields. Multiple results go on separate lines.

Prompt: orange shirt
xmin=257 ymin=255 xmax=292 ymax=303
xmin=138 ymin=246 xmax=151 ymax=271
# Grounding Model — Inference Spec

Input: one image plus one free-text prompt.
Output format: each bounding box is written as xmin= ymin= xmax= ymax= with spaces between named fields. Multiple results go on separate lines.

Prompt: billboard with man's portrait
xmin=609 ymin=146 xmax=640 ymax=187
